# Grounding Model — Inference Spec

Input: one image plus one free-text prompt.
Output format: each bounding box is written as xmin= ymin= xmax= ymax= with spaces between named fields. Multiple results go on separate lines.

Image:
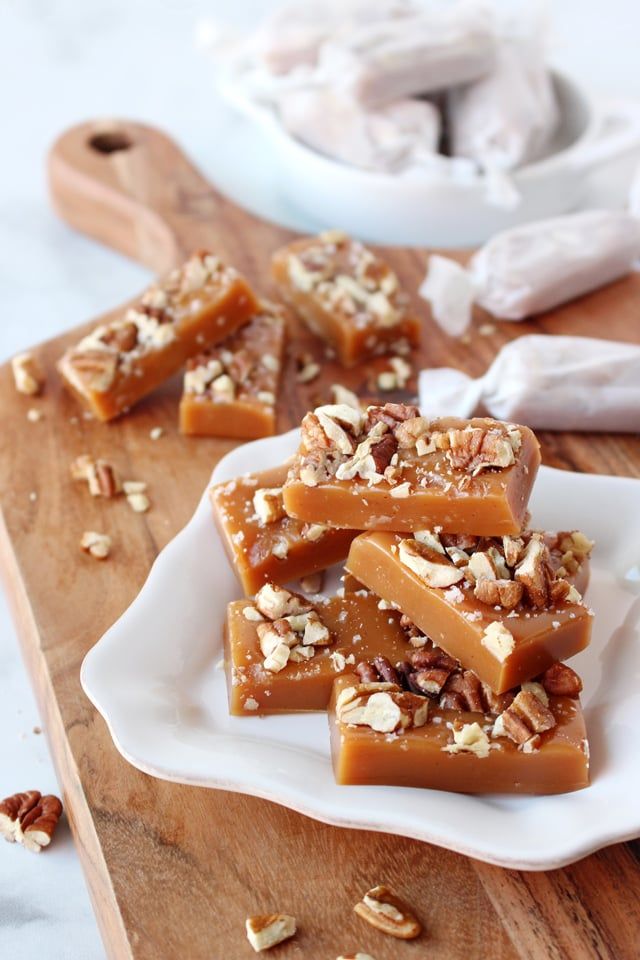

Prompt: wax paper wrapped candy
xmin=418 ymin=335 xmax=640 ymax=432
xmin=319 ymin=0 xmax=497 ymax=106
xmin=278 ymin=88 xmax=441 ymax=172
xmin=420 ymin=210 xmax=640 ymax=335
xmin=447 ymin=35 xmax=559 ymax=207
xmin=237 ymin=0 xmax=417 ymax=78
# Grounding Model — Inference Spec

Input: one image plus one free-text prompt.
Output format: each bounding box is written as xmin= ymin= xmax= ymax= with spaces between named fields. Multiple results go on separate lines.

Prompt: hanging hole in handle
xmin=88 ymin=131 xmax=132 ymax=155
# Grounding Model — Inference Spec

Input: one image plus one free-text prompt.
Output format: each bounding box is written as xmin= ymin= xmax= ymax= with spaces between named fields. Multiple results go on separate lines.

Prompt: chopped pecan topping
xmin=539 ymin=662 xmax=583 ymax=698
xmin=493 ymin=687 xmax=556 ymax=749
xmin=514 ymin=536 xmax=556 ymax=609
xmin=398 ymin=538 xmax=465 ymax=588
xmin=394 ymin=415 xmax=432 ymax=449
xmin=253 ymin=487 xmax=285 ymax=525
xmin=336 ymin=682 xmax=428 ymax=733
xmin=434 ymin=425 xmax=518 ymax=475
xmin=354 ymin=885 xmax=421 ymax=940
xmin=100 ymin=321 xmax=138 ymax=353
xmin=253 ymin=583 xmax=332 ymax=672
xmin=364 ymin=402 xmax=420 ymax=433
xmin=67 ymin=349 xmax=118 ymax=392
xmin=474 ymin=577 xmax=523 ymax=609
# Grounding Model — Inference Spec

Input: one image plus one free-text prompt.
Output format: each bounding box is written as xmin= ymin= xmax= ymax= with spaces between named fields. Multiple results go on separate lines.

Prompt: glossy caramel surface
xmin=272 ymin=233 xmax=420 ymax=366
xmin=284 ymin=417 xmax=541 ymax=535
xmin=346 ymin=532 xmax=593 ymax=693
xmin=329 ymin=676 xmax=589 ymax=795
xmin=211 ymin=463 xmax=356 ymax=595
xmin=179 ymin=308 xmax=286 ymax=439
xmin=225 ymin=593 xmax=413 ymax=715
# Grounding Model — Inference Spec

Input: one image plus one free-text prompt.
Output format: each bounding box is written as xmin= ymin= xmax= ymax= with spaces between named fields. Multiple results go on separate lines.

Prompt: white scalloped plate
xmin=81 ymin=430 xmax=640 ymax=870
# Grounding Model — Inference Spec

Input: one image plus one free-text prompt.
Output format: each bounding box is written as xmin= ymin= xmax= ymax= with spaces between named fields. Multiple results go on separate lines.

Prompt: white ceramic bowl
xmin=221 ymin=71 xmax=640 ymax=247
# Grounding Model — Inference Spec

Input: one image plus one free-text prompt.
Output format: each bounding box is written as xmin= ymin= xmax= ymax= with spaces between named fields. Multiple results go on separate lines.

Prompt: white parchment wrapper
xmin=419 ymin=335 xmax=640 ymax=432
xmin=447 ymin=34 xmax=559 ymax=208
xmin=319 ymin=0 xmax=497 ymax=106
xmin=278 ymin=88 xmax=440 ymax=172
xmin=420 ymin=210 xmax=640 ymax=335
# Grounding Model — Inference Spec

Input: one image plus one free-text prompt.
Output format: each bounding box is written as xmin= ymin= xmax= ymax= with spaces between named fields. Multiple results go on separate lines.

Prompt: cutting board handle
xmin=48 ymin=119 xmax=268 ymax=275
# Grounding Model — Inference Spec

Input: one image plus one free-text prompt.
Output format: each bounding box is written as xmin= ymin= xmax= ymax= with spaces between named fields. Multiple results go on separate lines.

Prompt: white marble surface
xmin=1 ymin=1 xmax=639 ymax=957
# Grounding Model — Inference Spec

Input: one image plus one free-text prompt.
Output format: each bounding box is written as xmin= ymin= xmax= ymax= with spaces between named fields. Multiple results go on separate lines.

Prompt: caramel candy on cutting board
xmin=329 ymin=675 xmax=589 ymax=795
xmin=211 ymin=463 xmax=356 ymax=595
xmin=346 ymin=530 xmax=593 ymax=693
xmin=271 ymin=231 xmax=420 ymax=366
xmin=283 ymin=404 xmax=540 ymax=535
xmin=179 ymin=305 xmax=286 ymax=439
xmin=225 ymin=588 xmax=412 ymax=715
xmin=59 ymin=251 xmax=259 ymax=421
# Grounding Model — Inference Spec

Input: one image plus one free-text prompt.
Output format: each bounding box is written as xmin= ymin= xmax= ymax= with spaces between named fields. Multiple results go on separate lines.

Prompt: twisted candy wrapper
xmin=419 ymin=335 xmax=640 ymax=432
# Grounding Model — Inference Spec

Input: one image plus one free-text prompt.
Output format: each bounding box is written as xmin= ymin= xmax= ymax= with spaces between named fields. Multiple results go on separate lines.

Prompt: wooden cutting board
xmin=1 ymin=119 xmax=639 ymax=960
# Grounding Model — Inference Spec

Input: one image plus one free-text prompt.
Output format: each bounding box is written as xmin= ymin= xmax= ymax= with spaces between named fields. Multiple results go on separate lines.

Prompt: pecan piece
xmin=354 ymin=885 xmax=421 ymax=940
xmin=68 ymin=349 xmax=118 ymax=392
xmin=364 ymin=403 xmax=420 ymax=433
xmin=494 ymin=688 xmax=556 ymax=748
xmin=514 ymin=536 xmax=555 ymax=608
xmin=398 ymin=539 xmax=464 ymax=588
xmin=372 ymin=656 xmax=401 ymax=686
xmin=355 ymin=661 xmax=379 ymax=683
xmin=436 ymin=426 xmax=517 ymax=475
xmin=11 ymin=352 xmax=45 ymax=396
xmin=540 ymin=663 xmax=583 ymax=698
xmin=474 ymin=577 xmax=524 ymax=610
xmin=245 ymin=914 xmax=296 ymax=952
xmin=100 ymin=321 xmax=138 ymax=353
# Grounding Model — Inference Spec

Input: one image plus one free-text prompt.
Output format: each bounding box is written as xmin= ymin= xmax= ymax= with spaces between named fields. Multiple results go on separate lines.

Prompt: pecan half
xmin=0 ymin=790 xmax=63 ymax=852
xmin=354 ymin=885 xmax=421 ymax=940
xmin=540 ymin=662 xmax=583 ymax=698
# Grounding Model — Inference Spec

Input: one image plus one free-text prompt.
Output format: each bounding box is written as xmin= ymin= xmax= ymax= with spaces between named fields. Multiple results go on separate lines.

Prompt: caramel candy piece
xmin=211 ymin=463 xmax=356 ymax=595
xmin=283 ymin=404 xmax=540 ymax=535
xmin=272 ymin=231 xmax=420 ymax=366
xmin=346 ymin=531 xmax=593 ymax=693
xmin=58 ymin=251 xmax=259 ymax=421
xmin=329 ymin=675 xmax=589 ymax=795
xmin=179 ymin=305 xmax=286 ymax=439
xmin=225 ymin=590 xmax=412 ymax=715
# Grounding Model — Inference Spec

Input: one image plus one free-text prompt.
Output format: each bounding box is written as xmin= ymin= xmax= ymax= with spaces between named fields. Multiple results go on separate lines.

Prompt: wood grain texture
xmin=0 ymin=119 xmax=638 ymax=959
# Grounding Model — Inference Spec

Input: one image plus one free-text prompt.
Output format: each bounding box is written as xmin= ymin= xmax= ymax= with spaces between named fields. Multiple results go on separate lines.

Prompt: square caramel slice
xmin=225 ymin=584 xmax=416 ymax=715
xmin=211 ymin=463 xmax=357 ymax=595
xmin=58 ymin=251 xmax=259 ymax=421
xmin=345 ymin=529 xmax=594 ymax=693
xmin=329 ymin=674 xmax=589 ymax=795
xmin=271 ymin=231 xmax=420 ymax=366
xmin=283 ymin=403 xmax=541 ymax=535
xmin=179 ymin=305 xmax=287 ymax=439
